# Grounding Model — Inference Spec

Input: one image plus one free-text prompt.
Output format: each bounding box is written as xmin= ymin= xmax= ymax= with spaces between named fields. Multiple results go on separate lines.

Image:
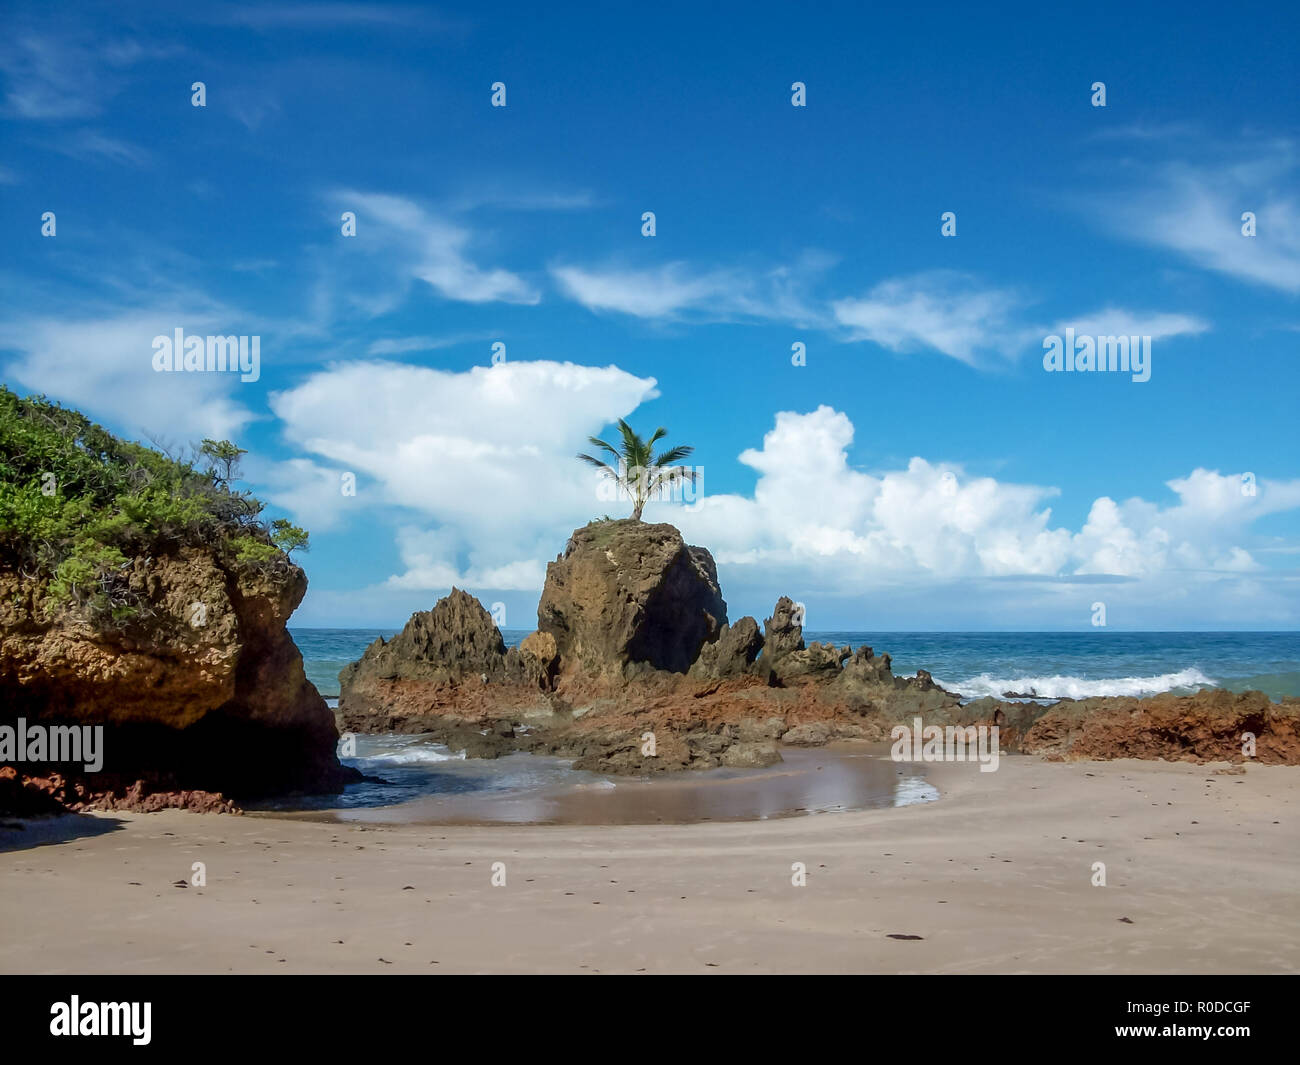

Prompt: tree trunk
xmin=631 ymin=499 xmax=644 ymax=521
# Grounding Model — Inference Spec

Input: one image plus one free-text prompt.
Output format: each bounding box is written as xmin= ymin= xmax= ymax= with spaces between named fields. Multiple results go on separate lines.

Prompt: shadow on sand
xmin=0 ymin=812 xmax=125 ymax=853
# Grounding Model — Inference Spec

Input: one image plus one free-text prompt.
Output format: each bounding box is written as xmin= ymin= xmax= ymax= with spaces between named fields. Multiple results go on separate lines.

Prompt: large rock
xmin=341 ymin=588 xmax=507 ymax=690
xmin=538 ymin=520 xmax=727 ymax=677
xmin=0 ymin=547 xmax=352 ymax=801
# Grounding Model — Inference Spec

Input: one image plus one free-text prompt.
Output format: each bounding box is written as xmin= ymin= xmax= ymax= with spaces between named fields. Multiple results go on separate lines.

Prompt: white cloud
xmin=0 ymin=32 xmax=177 ymax=121
xmin=667 ymin=405 xmax=1072 ymax=581
xmin=658 ymin=407 xmax=1300 ymax=624
xmin=1090 ymin=142 xmax=1300 ymax=293
xmin=1047 ymin=308 xmax=1209 ymax=343
xmin=52 ymin=130 xmax=150 ymax=167
xmin=552 ymin=254 xmax=830 ymax=325
xmin=0 ymin=310 xmax=257 ymax=441
xmin=832 ymin=272 xmax=1022 ymax=366
xmin=267 ymin=359 xmax=660 ymax=590
xmin=269 ymin=381 xmax=1300 ymax=627
xmin=325 ymin=190 xmax=539 ymax=310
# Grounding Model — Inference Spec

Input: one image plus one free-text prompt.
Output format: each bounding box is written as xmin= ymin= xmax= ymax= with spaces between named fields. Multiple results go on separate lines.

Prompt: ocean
xmin=294 ymin=628 xmax=1300 ymax=702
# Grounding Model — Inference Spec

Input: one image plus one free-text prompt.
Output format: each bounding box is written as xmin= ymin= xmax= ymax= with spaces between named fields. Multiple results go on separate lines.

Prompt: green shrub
xmin=0 ymin=387 xmax=308 ymax=618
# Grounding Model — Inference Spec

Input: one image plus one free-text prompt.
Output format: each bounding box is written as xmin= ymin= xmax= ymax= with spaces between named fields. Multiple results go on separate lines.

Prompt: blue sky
xmin=2 ymin=0 xmax=1298 ymax=630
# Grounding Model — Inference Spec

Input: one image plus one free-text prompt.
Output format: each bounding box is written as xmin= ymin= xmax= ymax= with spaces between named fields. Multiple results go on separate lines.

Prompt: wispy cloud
xmin=226 ymin=89 xmax=283 ymax=132
xmin=0 ymin=32 xmax=179 ymax=121
xmin=365 ymin=333 xmax=492 ymax=356
xmin=1045 ymin=308 xmax=1209 ymax=343
xmin=832 ymin=273 xmax=1209 ymax=369
xmin=51 ymin=130 xmax=150 ymax=167
xmin=833 ymin=272 xmax=1023 ymax=367
xmin=0 ymin=34 xmax=109 ymax=120
xmin=1084 ymin=137 xmax=1300 ymax=293
xmin=219 ymin=4 xmax=457 ymax=31
xmin=310 ymin=190 xmax=539 ymax=322
xmin=552 ymin=253 xmax=832 ymax=326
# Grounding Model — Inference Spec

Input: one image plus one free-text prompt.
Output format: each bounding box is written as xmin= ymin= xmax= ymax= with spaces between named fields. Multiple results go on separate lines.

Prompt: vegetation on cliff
xmin=0 ymin=387 xmax=308 ymax=622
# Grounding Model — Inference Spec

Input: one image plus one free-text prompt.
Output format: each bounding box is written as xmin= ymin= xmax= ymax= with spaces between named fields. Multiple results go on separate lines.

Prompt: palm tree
xmin=577 ymin=420 xmax=697 ymax=521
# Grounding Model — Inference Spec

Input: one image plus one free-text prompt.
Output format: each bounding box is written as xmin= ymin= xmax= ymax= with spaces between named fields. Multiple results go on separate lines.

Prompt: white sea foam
xmin=944 ymin=667 xmax=1216 ymax=701
xmin=355 ymin=743 xmax=466 ymax=766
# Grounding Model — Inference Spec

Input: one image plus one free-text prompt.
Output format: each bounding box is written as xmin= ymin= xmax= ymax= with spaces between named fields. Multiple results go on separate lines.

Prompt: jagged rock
xmin=519 ymin=630 xmax=557 ymax=666
xmin=342 ymin=588 xmax=507 ymax=695
xmin=689 ymin=617 xmax=763 ymax=679
xmin=835 ymin=645 xmax=895 ymax=692
xmin=762 ymin=596 xmax=805 ymax=661
xmin=912 ymin=669 xmax=939 ymax=691
xmin=538 ymin=520 xmax=726 ymax=676
xmin=772 ymin=641 xmax=850 ymax=682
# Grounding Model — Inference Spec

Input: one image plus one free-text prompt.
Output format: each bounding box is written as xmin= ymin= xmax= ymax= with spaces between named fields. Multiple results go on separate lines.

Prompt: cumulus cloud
xmin=267 ymin=358 xmax=660 ymax=588
xmin=665 ymin=405 xmax=1072 ymax=581
xmin=655 ymin=406 xmax=1300 ymax=625
xmin=263 ymin=372 xmax=1300 ymax=627
xmin=0 ymin=309 xmax=257 ymax=441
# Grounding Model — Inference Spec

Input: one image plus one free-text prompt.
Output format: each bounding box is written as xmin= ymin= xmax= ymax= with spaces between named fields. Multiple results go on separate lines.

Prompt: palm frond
xmin=576 ymin=453 xmax=618 ymax=476
xmin=586 ymin=436 xmax=622 ymax=461
xmin=653 ymin=444 xmax=694 ymax=467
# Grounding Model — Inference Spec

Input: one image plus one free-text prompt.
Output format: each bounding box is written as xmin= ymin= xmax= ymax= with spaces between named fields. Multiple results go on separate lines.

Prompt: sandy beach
xmin=3 ymin=753 xmax=1296 ymax=975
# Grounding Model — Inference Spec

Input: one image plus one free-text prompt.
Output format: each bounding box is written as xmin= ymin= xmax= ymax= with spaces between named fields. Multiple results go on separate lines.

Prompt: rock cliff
xmin=0 ymin=388 xmax=354 ymax=812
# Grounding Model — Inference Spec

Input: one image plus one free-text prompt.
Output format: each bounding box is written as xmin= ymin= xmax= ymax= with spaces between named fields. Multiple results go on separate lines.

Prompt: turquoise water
xmin=293 ymin=628 xmax=1299 ymax=701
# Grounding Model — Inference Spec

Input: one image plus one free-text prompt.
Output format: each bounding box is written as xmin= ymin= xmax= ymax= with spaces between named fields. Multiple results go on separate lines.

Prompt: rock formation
xmin=0 ymin=388 xmax=355 ymax=813
xmin=537 ymin=520 xmax=726 ymax=677
xmin=1 ymin=551 xmax=356 ymax=812
xmin=337 ymin=518 xmax=1300 ymax=774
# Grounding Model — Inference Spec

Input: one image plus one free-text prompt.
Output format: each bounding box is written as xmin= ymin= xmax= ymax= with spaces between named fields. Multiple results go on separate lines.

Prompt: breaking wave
xmin=944 ymin=667 xmax=1217 ymax=701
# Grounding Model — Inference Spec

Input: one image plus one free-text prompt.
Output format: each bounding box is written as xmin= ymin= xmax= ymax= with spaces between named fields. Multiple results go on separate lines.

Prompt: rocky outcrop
xmin=341 ymin=588 xmax=508 ymax=693
xmin=1021 ymin=688 xmax=1300 ymax=763
xmin=538 ymin=520 xmax=726 ymax=677
xmin=762 ymin=596 xmax=805 ymax=661
xmin=689 ymin=617 xmax=763 ymax=680
xmin=1 ymin=548 xmax=355 ymax=811
xmin=335 ymin=520 xmax=1300 ymax=774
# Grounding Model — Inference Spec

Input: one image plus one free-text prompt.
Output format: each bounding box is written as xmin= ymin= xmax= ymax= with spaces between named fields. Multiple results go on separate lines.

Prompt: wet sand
xmin=1 ymin=755 xmax=1297 ymax=974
